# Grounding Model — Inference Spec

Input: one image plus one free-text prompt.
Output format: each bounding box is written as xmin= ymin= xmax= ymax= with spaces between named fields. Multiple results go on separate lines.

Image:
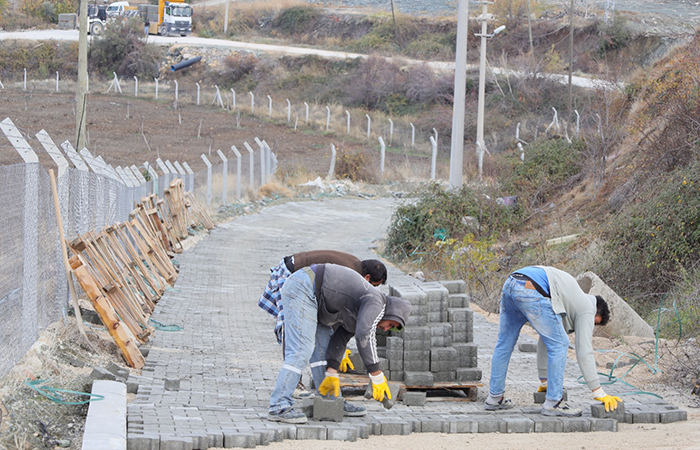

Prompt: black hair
xmin=596 ymin=295 xmax=610 ymax=326
xmin=361 ymin=259 xmax=387 ymax=285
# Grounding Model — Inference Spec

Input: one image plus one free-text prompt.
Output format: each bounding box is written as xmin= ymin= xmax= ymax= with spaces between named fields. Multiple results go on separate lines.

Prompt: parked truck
xmin=139 ymin=0 xmax=192 ymax=37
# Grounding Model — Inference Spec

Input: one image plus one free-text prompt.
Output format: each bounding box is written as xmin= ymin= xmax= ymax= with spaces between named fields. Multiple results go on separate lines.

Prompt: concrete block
xmin=518 ymin=342 xmax=537 ymax=353
xmin=353 ymin=423 xmax=370 ymax=439
xmin=378 ymin=419 xmax=411 ymax=435
xmin=448 ymin=294 xmax=469 ymax=308
xmin=561 ymin=418 xmax=591 ymax=432
xmin=402 ymin=359 xmax=430 ymax=372
xmin=660 ymin=409 xmax=687 ymax=423
xmin=533 ymin=389 xmax=567 ymax=404
xmin=589 ymin=418 xmax=618 ymax=432
xmin=533 ymin=417 xmax=563 ymax=432
xmin=452 ymin=331 xmax=469 ymax=343
xmin=439 ymin=280 xmax=467 ymax=294
xmin=453 ymin=343 xmax=478 ymax=368
xmin=504 ymin=417 xmax=534 ymax=433
xmin=430 ymin=347 xmax=457 ymax=371
xmin=90 ymin=367 xmax=117 ymax=381
xmin=206 ymin=432 xmax=224 ymax=448
xmin=106 ymin=361 xmax=124 ymax=375
xmin=185 ymin=432 xmax=208 ymax=449
xmin=420 ymin=418 xmax=447 ymax=433
xmin=313 ymin=396 xmax=344 ymax=422
xmin=327 ymin=426 xmax=358 ymax=441
xmin=159 ymin=436 xmax=193 ymax=450
xmin=388 ymin=358 xmax=404 ymax=371
xmin=590 ymin=401 xmax=623 ymax=419
xmin=254 ymin=430 xmax=273 ymax=446
xmin=427 ymin=312 xmax=442 ymax=323
xmin=477 ymin=418 xmax=500 ymax=433
xmin=223 ymin=431 xmax=255 ymax=448
xmin=387 ymin=370 xmax=404 ymax=381
xmin=446 ymin=416 xmax=479 ymax=433
xmin=404 ymin=371 xmax=434 ymax=387
xmin=430 ymin=336 xmax=452 ymax=348
xmin=378 ymin=357 xmax=390 ymax=372
xmin=455 ymin=367 xmax=482 ymax=382
xmin=402 ymin=391 xmax=427 ymax=406
xmin=386 ymin=337 xmax=403 ymax=351
xmin=420 ymin=282 xmax=449 ymax=302
xmin=431 ymin=323 xmax=452 ymax=337
xmin=347 ymin=350 xmax=366 ymax=373
xmin=299 ymin=396 xmax=315 ymax=417
xmin=363 ymin=381 xmax=399 ymax=409
xmin=407 ymin=314 xmax=427 ymax=326
xmin=164 ymin=378 xmax=180 ymax=391
xmin=432 ymin=370 xmax=456 ymax=382
xmin=127 ymin=434 xmax=159 ymax=450
xmin=403 ymin=339 xmax=431 ymax=351
xmin=401 ymin=326 xmax=431 ymax=341
xmin=390 ymin=285 xmax=427 ymax=305
xmin=632 ymin=411 xmax=660 ymax=423
xmin=295 ymin=425 xmax=328 ymax=440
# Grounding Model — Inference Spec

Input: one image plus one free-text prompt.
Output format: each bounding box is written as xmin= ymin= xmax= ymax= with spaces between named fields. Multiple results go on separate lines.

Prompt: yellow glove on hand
xmin=595 ymin=394 xmax=622 ymax=412
xmin=319 ymin=372 xmax=340 ymax=397
xmin=339 ymin=349 xmax=354 ymax=373
xmin=369 ymin=372 xmax=391 ymax=402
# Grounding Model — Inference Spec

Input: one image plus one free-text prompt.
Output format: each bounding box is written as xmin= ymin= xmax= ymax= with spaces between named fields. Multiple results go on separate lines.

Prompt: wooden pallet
xmin=339 ymin=373 xmax=482 ymax=401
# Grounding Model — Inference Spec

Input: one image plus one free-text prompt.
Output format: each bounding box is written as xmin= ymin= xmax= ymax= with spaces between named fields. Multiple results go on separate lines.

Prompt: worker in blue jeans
xmin=485 ymin=266 xmax=620 ymax=416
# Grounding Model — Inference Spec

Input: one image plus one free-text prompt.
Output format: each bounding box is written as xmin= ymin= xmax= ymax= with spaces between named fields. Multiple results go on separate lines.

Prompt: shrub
xmin=385 ymin=183 xmax=521 ymax=261
xmin=598 ymin=15 xmax=630 ymax=54
xmin=600 ymin=162 xmax=700 ymax=315
xmin=89 ymin=19 xmax=162 ymax=78
xmin=335 ymin=149 xmax=375 ymax=183
xmin=272 ymin=5 xmax=321 ymax=35
xmin=500 ymin=138 xmax=584 ymax=208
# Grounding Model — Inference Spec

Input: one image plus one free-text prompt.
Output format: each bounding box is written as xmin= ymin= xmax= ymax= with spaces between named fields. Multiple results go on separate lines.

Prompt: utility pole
xmin=568 ymin=0 xmax=574 ymax=124
xmin=224 ymin=0 xmax=229 ymax=34
xmin=389 ymin=0 xmax=397 ymax=37
xmin=448 ymin=0 xmax=470 ymax=190
xmin=75 ymin=0 xmax=89 ymax=150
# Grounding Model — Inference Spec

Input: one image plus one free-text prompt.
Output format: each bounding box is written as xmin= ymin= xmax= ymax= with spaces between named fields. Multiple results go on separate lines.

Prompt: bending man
xmin=485 ymin=265 xmax=620 ymax=417
xmin=268 ymin=263 xmax=411 ymax=424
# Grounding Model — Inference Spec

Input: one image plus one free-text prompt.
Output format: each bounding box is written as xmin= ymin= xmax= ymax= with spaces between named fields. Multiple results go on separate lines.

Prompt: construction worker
xmin=267 ymin=264 xmax=411 ymax=424
xmin=485 ymin=266 xmax=621 ymax=416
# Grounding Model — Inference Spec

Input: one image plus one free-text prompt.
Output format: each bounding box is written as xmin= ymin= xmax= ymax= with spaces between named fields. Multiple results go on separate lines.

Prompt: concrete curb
xmin=82 ymin=380 xmax=127 ymax=450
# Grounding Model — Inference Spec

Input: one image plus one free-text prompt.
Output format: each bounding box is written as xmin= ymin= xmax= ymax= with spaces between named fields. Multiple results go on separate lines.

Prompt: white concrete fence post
xmin=388 ymin=118 xmax=394 ymax=146
xmin=217 ymin=149 xmax=228 ymax=205
xmin=182 ymin=162 xmax=195 ymax=193
xmin=24 ymin=68 xmax=27 ymax=91
xmin=304 ymin=102 xmax=309 ymax=124
xmin=244 ymin=141 xmax=255 ymax=187
xmin=231 ymin=88 xmax=236 ymax=110
xmin=366 ymin=114 xmax=371 ymax=139
xmin=144 ymin=161 xmax=159 ymax=195
xmin=378 ymin=136 xmax=386 ymax=175
xmin=155 ymin=78 xmax=159 ymax=99
xmin=326 ymin=106 xmax=331 ymax=131
xmin=430 ymin=135 xmax=438 ymax=180
xmin=196 ymin=83 xmax=201 ymax=105
xmin=249 ymin=91 xmax=255 ymax=113
xmin=410 ymin=123 xmax=415 ymax=148
xmin=286 ymin=99 xmax=291 ymax=122
xmin=329 ymin=143 xmax=336 ymax=179
xmin=231 ymin=145 xmax=242 ymax=200
xmin=346 ymin=110 xmax=350 ymax=134
xmin=255 ymin=137 xmax=266 ymax=185
xmin=267 ymin=95 xmax=272 ymax=118
xmin=134 ymin=76 xmax=138 ymax=97
xmin=173 ymin=161 xmax=187 ymax=190
xmin=174 ymin=80 xmax=179 ymax=104
xmin=201 ymin=154 xmax=212 ymax=207
xmin=56 ymin=71 xmax=59 ymax=92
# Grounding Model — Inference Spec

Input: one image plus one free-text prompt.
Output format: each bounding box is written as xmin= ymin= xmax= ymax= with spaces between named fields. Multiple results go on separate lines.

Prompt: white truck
xmin=140 ymin=0 xmax=192 ymax=37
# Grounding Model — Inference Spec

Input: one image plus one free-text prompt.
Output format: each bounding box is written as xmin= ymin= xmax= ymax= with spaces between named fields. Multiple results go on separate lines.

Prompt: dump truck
xmin=139 ymin=0 xmax=192 ymax=37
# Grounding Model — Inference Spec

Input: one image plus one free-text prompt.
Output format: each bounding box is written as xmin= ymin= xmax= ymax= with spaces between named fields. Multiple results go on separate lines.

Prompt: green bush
xmin=385 ymin=183 xmax=521 ymax=261
xmin=89 ymin=19 xmax=163 ymax=78
xmin=500 ymin=138 xmax=584 ymax=207
xmin=273 ymin=5 xmax=321 ymax=36
xmin=601 ymin=162 xmax=700 ymax=315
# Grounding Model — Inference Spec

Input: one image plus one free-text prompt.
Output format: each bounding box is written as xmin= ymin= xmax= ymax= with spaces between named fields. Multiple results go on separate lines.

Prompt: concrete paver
xmin=126 ymin=197 xmax=686 ymax=448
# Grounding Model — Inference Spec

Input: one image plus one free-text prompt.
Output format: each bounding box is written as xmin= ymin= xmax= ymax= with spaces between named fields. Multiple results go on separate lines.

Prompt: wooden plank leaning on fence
xmin=127 ymin=217 xmax=178 ymax=284
xmin=184 ymin=191 xmax=216 ymax=230
xmin=163 ymin=179 xmax=190 ymax=241
xmin=69 ymin=254 xmax=146 ymax=369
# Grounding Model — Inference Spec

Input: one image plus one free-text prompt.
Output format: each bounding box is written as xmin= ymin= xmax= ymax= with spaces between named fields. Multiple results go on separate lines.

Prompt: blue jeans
xmin=269 ymin=270 xmax=335 ymax=413
xmin=489 ymin=276 xmax=569 ymax=402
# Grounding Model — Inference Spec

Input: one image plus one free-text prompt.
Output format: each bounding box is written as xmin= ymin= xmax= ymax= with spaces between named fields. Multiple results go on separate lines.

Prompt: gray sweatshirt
xmin=314 ymin=264 xmax=395 ymax=373
xmin=537 ymin=266 xmax=600 ymax=391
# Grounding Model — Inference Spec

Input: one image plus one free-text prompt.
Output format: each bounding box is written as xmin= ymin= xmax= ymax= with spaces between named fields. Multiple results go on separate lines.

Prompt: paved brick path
xmin=126 ymin=197 xmax=686 ymax=449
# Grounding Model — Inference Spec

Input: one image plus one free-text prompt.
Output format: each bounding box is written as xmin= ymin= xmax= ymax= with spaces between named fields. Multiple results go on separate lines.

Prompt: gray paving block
xmin=402 ymin=339 xmax=431 ymax=351
xmin=403 ymin=359 xmax=430 ymax=372
xmin=299 ymin=396 xmax=315 ymax=418
xmin=448 ymin=293 xmax=469 ymax=308
xmin=446 ymin=416 xmax=479 ymax=433
xmin=477 ymin=418 xmax=500 ymax=433
xmin=386 ymin=336 xmax=403 ymax=350
xmin=430 ymin=336 xmax=452 ymax=347
xmin=439 ymin=280 xmax=467 ymax=294
xmin=404 ymin=371 xmax=434 ymax=386
xmin=561 ymin=418 xmax=591 ymax=432
xmin=159 ymin=436 xmax=193 ymax=450
xmin=433 ymin=370 xmax=456 ymax=382
xmin=660 ymin=409 xmax=688 ymax=423
xmin=127 ymin=434 xmax=160 ymax=450
xmin=185 ymin=432 xmax=208 ymax=450
xmin=534 ymin=389 xmax=567 ymax=404
xmin=407 ymin=314 xmax=427 ymax=326
xmin=590 ymin=401 xmax=624 ymax=419
xmin=164 ymin=378 xmax=180 ymax=391
xmin=223 ymin=431 xmax=256 ymax=448
xmin=313 ymin=396 xmax=344 ymax=422
xmin=254 ymin=429 xmax=273 ymax=446
xmin=402 ymin=391 xmax=426 ymax=406
xmin=419 ymin=417 xmax=447 ymax=433
xmin=327 ymin=426 xmax=358 ymax=441
xmin=455 ymin=367 xmax=482 ymax=382
xmin=401 ymin=326 xmax=431 ymax=340
xmin=589 ymin=418 xmax=618 ymax=432
xmin=391 ymin=285 xmax=428 ymax=305
xmin=518 ymin=342 xmax=537 ymax=353
xmin=296 ymin=425 xmax=328 ymax=440
xmin=430 ymin=347 xmax=457 ymax=372
xmin=504 ymin=417 xmax=534 ymax=433
xmin=453 ymin=343 xmax=478 ymax=368
xmin=378 ymin=419 xmax=411 ymax=435
xmin=90 ymin=367 xmax=117 ymax=381
xmin=533 ymin=417 xmax=563 ymax=432
xmin=632 ymin=411 xmax=660 ymax=423
xmin=347 ymin=351 xmax=366 ymax=373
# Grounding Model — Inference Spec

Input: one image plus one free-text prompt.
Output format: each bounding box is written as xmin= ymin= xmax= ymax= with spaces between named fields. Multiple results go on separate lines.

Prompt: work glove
xmin=369 ymin=372 xmax=391 ymax=402
xmin=537 ymin=381 xmax=548 ymax=393
xmin=339 ymin=349 xmax=354 ymax=373
xmin=318 ymin=372 xmax=340 ymax=397
xmin=592 ymin=387 xmax=622 ymax=412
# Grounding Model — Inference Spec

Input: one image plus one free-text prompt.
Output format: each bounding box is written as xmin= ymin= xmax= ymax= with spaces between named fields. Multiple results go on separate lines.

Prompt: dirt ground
xmin=0 ymin=88 xmax=436 ymax=182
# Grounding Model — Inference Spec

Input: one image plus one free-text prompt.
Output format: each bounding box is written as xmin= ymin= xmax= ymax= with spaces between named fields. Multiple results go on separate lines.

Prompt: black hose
xmin=171 ymin=56 xmax=202 ymax=72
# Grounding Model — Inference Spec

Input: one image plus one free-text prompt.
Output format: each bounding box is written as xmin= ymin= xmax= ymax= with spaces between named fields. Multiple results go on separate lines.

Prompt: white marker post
xmin=201 ymin=154 xmax=213 ymax=207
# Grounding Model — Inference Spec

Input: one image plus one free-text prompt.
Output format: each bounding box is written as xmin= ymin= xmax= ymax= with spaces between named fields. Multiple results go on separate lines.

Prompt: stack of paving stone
xmin=374 ymin=278 xmax=481 ymax=386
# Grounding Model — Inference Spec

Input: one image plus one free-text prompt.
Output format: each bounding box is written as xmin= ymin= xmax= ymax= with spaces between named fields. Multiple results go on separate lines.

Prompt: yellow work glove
xmin=339 ymin=349 xmax=354 ymax=372
xmin=592 ymin=387 xmax=622 ymax=412
xmin=369 ymin=372 xmax=391 ymax=402
xmin=537 ymin=381 xmax=547 ymax=392
xmin=595 ymin=394 xmax=623 ymax=412
xmin=318 ymin=372 xmax=340 ymax=397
